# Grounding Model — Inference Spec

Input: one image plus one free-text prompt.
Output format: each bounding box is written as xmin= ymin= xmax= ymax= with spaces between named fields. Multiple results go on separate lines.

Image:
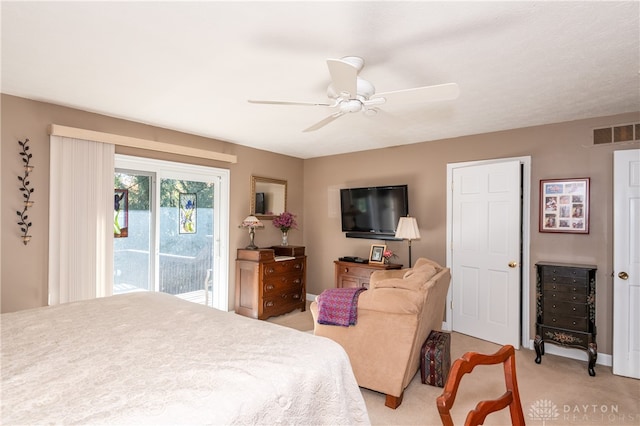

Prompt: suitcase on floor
xmin=420 ymin=330 xmax=451 ymax=387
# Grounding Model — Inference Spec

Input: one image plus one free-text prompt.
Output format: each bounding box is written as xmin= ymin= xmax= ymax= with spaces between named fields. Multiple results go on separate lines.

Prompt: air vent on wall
xmin=593 ymin=123 xmax=640 ymax=145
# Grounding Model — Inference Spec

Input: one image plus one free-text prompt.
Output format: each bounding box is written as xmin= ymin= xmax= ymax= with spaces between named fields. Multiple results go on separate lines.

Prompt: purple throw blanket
xmin=317 ymin=287 xmax=366 ymax=327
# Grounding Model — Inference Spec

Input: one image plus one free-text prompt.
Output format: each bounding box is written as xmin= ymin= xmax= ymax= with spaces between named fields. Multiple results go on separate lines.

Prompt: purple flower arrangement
xmin=272 ymin=211 xmax=297 ymax=232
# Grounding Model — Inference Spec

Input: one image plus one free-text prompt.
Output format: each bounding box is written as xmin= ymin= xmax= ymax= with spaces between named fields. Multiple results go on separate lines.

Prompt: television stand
xmin=334 ymin=260 xmax=402 ymax=289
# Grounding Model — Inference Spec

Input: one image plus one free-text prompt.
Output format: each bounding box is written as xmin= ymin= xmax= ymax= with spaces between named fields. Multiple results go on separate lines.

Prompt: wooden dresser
xmin=334 ymin=260 xmax=402 ymax=289
xmin=534 ymin=261 xmax=597 ymax=376
xmin=235 ymin=246 xmax=306 ymax=320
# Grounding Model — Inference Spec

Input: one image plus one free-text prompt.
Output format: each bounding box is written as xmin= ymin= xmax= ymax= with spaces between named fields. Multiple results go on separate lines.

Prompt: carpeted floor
xmin=267 ymin=305 xmax=639 ymax=426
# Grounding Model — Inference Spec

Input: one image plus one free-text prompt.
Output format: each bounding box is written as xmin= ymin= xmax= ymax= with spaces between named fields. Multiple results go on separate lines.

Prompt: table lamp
xmin=240 ymin=215 xmax=264 ymax=249
xmin=395 ymin=216 xmax=421 ymax=267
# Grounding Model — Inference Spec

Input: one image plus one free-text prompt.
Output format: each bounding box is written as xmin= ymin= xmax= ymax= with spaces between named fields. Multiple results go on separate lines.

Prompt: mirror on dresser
xmin=250 ymin=176 xmax=287 ymax=219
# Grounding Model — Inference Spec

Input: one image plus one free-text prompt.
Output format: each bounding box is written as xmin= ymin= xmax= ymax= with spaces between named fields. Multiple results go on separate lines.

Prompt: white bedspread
xmin=1 ymin=292 xmax=370 ymax=425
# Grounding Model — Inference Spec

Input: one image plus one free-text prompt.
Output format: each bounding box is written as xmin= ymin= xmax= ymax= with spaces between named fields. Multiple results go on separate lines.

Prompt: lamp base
xmin=246 ymin=228 xmax=258 ymax=250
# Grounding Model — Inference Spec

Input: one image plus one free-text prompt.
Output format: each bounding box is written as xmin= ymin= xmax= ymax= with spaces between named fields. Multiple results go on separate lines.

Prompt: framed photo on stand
xmin=539 ymin=177 xmax=590 ymax=234
xmin=369 ymin=244 xmax=386 ymax=264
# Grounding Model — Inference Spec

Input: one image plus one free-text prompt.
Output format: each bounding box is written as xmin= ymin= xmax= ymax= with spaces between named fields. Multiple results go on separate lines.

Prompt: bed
xmin=1 ymin=292 xmax=370 ymax=425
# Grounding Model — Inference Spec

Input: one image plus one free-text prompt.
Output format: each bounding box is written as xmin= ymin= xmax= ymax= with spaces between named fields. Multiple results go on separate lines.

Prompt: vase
xmin=281 ymin=230 xmax=288 ymax=246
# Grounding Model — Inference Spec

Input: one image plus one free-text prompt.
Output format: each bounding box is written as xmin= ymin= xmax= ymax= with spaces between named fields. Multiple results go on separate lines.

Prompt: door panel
xmin=488 ymin=270 xmax=509 ymax=325
xmin=460 ymin=266 xmax=480 ymax=318
xmin=113 ymin=172 xmax=152 ymax=293
xmin=159 ymin=178 xmax=215 ymax=306
xmin=452 ymin=160 xmax=521 ymax=347
xmin=613 ymin=149 xmax=640 ymax=378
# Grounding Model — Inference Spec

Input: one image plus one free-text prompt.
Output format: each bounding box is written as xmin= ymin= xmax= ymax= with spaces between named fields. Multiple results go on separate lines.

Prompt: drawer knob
xmin=573 ymin=321 xmax=577 ymax=325
xmin=552 ymin=318 xmax=557 ymax=322
xmin=344 ymin=268 xmax=349 ymax=273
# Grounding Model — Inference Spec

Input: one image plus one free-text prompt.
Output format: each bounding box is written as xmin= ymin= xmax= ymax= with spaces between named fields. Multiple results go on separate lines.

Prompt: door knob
xmin=508 ymin=261 xmax=518 ymax=268
xmin=618 ymin=271 xmax=629 ymax=280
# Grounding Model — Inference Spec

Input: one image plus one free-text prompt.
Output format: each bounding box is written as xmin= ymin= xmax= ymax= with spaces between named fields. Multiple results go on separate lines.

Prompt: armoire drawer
xmin=543 ymin=314 xmax=589 ymax=331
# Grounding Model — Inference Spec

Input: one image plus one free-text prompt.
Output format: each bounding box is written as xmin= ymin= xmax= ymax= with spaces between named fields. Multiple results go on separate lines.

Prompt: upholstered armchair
xmin=310 ymin=258 xmax=451 ymax=409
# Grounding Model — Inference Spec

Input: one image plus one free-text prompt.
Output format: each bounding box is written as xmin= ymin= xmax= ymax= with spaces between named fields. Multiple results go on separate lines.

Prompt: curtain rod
xmin=48 ymin=124 xmax=237 ymax=164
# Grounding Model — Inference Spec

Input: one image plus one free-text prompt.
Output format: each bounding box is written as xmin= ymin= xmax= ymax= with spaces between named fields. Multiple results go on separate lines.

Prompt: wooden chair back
xmin=436 ymin=344 xmax=525 ymax=426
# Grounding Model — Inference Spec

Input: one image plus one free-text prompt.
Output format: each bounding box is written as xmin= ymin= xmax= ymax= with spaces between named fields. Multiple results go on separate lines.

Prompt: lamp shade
xmin=395 ymin=216 xmax=421 ymax=240
xmin=241 ymin=215 xmax=264 ymax=228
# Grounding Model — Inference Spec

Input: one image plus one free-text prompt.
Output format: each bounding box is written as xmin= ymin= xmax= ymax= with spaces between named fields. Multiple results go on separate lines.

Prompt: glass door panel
xmin=159 ymin=178 xmax=214 ymax=306
xmin=113 ymin=172 xmax=152 ymax=294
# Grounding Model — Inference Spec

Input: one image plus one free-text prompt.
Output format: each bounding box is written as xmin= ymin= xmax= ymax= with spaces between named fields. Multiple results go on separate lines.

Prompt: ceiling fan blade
xmin=326 ymin=58 xmax=358 ymax=97
xmin=371 ymin=83 xmax=460 ymax=105
xmin=303 ymin=111 xmax=345 ymax=132
xmin=248 ymin=99 xmax=333 ymax=107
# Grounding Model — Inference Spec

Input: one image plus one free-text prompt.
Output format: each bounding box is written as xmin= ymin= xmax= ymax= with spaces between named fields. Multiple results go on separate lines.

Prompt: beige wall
xmin=2 ymin=93 xmax=638 ymax=356
xmin=1 ymin=94 xmax=304 ymax=312
xmin=303 ymin=112 xmax=639 ymax=356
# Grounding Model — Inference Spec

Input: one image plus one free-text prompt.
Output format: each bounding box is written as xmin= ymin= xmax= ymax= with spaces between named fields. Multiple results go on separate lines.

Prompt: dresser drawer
xmin=263 ymin=274 xmax=303 ymax=294
xmin=544 ymin=289 xmax=588 ymax=303
xmin=263 ymin=259 xmax=305 ymax=277
xmin=263 ymin=289 xmax=304 ymax=315
xmin=543 ymin=313 xmax=589 ymax=331
xmin=337 ymin=264 xmax=375 ymax=279
xmin=541 ymin=265 xmax=590 ymax=279
xmin=539 ymin=325 xmax=591 ymax=349
xmin=545 ymin=300 xmax=588 ymax=317
xmin=543 ymin=281 xmax=588 ymax=294
xmin=542 ymin=274 xmax=589 ymax=287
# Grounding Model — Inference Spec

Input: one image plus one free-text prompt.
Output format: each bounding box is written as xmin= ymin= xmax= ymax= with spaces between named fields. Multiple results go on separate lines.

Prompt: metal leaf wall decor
xmin=16 ymin=138 xmax=34 ymax=245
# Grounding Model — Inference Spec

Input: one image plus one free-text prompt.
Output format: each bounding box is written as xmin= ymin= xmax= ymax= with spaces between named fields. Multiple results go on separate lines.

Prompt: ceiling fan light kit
xmin=248 ymin=56 xmax=459 ymax=132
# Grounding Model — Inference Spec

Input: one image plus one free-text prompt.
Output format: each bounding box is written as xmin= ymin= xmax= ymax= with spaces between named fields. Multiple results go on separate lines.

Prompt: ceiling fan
xmin=248 ymin=56 xmax=460 ymax=132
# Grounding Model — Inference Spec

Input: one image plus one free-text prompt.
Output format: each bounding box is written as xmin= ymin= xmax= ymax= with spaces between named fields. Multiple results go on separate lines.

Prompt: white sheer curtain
xmin=49 ymin=136 xmax=114 ymax=305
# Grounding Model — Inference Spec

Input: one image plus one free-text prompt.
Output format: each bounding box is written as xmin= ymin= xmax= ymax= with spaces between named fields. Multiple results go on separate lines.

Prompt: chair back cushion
xmin=357 ymin=287 xmax=424 ymax=314
xmin=371 ymin=259 xmax=439 ymax=291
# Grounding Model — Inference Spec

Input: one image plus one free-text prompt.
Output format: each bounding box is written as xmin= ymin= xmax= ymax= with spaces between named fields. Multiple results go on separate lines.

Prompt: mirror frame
xmin=250 ymin=175 xmax=287 ymax=219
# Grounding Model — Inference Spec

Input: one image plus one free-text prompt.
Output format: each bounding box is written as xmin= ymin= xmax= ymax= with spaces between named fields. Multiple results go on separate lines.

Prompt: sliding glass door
xmin=114 ymin=171 xmax=152 ymax=293
xmin=113 ymin=155 xmax=230 ymax=310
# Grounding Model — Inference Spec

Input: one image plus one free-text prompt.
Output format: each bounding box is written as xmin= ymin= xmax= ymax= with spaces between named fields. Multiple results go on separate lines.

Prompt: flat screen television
xmin=340 ymin=184 xmax=408 ymax=240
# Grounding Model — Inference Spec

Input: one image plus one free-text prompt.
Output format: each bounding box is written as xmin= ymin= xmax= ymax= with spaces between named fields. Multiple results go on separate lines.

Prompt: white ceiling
xmin=2 ymin=1 xmax=638 ymax=159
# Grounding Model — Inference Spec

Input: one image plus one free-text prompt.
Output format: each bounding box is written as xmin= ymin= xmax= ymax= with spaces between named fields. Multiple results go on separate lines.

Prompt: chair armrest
xmin=370 ymin=269 xmax=406 ymax=287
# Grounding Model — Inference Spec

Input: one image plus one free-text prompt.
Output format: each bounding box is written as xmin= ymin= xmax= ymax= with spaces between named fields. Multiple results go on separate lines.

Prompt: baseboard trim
xmin=527 ymin=339 xmax=612 ymax=367
xmin=307 ymin=293 xmax=318 ymax=302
